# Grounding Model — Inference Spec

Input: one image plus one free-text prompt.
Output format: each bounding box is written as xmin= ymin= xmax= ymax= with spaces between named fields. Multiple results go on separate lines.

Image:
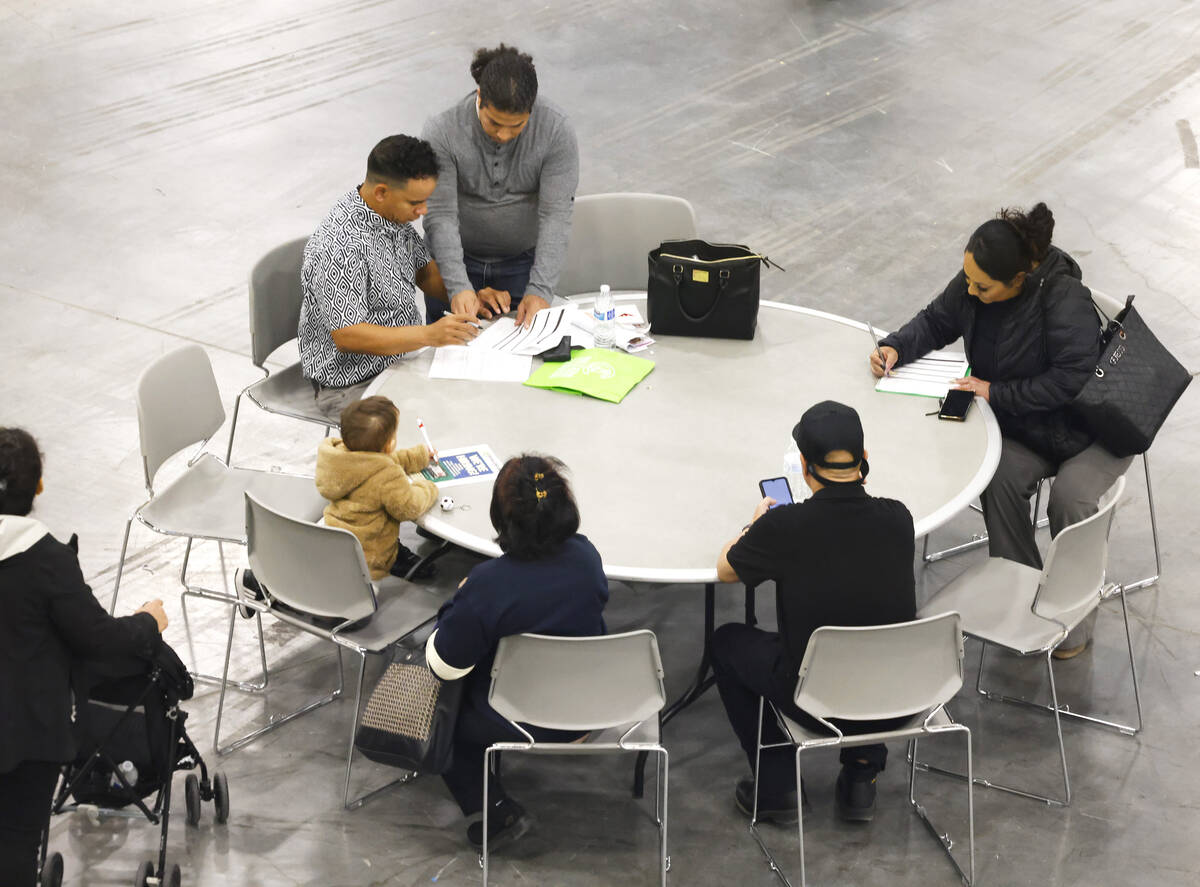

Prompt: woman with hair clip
xmin=425 ymin=455 xmax=608 ymax=849
xmin=869 ymin=202 xmax=1131 ymax=658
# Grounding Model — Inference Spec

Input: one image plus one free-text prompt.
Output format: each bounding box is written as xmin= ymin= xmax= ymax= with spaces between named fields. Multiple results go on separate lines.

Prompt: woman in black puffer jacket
xmin=870 ymin=203 xmax=1132 ymax=656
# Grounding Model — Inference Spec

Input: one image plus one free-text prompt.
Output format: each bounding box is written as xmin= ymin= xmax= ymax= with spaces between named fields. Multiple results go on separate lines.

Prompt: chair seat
xmin=917 ymin=557 xmax=1088 ymax=654
xmin=266 ymin=579 xmax=446 ymax=652
xmin=138 ymin=455 xmax=325 ymax=542
xmin=247 ymin=362 xmax=341 ymax=426
xmin=495 ymin=717 xmax=661 ymax=754
xmin=779 ymin=709 xmax=935 ymax=749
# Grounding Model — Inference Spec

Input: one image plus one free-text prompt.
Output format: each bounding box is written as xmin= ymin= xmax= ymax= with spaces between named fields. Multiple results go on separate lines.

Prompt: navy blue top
xmin=432 ymin=533 xmax=609 ymax=728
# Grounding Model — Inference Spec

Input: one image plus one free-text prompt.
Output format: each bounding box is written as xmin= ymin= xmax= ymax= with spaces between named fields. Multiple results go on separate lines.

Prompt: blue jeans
xmin=426 ymin=249 xmax=535 ymax=321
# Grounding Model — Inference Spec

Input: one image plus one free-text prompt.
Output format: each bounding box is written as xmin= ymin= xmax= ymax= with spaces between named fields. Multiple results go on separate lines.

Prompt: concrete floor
xmin=2 ymin=0 xmax=1199 ymax=884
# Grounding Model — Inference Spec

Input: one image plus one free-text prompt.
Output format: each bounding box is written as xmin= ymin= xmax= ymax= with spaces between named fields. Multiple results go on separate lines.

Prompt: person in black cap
xmin=711 ymin=401 xmax=916 ymax=824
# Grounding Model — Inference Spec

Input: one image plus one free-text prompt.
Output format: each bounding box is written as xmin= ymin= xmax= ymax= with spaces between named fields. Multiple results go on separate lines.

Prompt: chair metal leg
xmin=214 ymin=606 xmax=344 ymax=755
xmin=344 ymin=649 xmax=414 ymax=810
xmin=658 ymin=748 xmax=670 ymax=885
xmin=909 ymin=726 xmax=975 ymax=885
xmin=179 ymin=581 xmax=268 ymax=693
xmin=1123 ymin=453 xmax=1161 ymax=592
xmin=108 ymin=518 xmax=134 ymax=614
xmin=925 ymin=482 xmax=1048 ymax=564
xmin=481 ymin=747 xmax=494 ymax=885
xmin=225 ymin=389 xmax=245 ymax=464
xmin=748 ymin=698 xmax=795 ymax=887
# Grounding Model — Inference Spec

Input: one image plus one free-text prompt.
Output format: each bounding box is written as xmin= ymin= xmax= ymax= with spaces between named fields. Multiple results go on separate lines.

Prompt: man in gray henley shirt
xmin=422 ymin=44 xmax=579 ymax=327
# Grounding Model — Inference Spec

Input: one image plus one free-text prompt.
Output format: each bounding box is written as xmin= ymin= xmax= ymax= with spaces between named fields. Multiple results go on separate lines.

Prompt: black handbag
xmin=354 ymin=641 xmax=463 ymax=774
xmin=1071 ymin=294 xmax=1192 ymax=457
xmin=647 ymin=240 xmax=778 ymax=340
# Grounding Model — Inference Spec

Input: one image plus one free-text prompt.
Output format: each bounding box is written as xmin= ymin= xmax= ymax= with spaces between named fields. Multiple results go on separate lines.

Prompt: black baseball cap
xmin=792 ymin=400 xmax=868 ymax=481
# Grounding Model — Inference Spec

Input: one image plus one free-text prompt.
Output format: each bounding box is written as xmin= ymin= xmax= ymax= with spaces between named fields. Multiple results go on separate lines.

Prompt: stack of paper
xmin=874 ymin=349 xmax=969 ymax=398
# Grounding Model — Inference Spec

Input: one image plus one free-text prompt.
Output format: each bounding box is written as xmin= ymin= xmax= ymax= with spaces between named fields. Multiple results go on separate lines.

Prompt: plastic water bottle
xmin=593 ymin=284 xmax=615 ymax=348
xmin=111 ymin=760 xmax=138 ymax=791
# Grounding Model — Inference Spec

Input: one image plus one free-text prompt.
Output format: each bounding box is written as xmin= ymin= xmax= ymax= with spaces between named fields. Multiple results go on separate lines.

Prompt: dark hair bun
xmin=470 ymin=44 xmax=538 ymax=114
xmin=998 ymin=201 xmax=1055 ymax=263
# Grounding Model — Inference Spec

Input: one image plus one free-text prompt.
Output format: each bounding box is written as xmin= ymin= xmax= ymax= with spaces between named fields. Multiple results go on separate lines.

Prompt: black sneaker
xmin=389 ymin=543 xmax=437 ymax=580
xmin=734 ymin=776 xmax=805 ymax=824
xmin=467 ymin=798 xmax=528 ymax=851
xmin=234 ymin=568 xmax=264 ymax=619
xmin=835 ymin=766 xmax=878 ymax=822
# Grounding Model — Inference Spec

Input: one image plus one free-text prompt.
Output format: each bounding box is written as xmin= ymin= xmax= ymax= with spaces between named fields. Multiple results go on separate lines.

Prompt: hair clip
xmin=533 ymin=472 xmax=545 ymax=481
xmin=535 ymin=489 xmax=547 ymax=499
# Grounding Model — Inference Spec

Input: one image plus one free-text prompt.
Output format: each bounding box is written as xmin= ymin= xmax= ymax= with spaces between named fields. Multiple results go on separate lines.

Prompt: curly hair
xmin=965 ymin=202 xmax=1056 ymax=283
xmin=0 ymin=427 xmax=43 ymax=516
xmin=489 ymin=454 xmax=579 ymax=560
xmin=471 ymin=44 xmax=538 ymax=114
xmin=365 ymin=134 xmax=439 ymax=185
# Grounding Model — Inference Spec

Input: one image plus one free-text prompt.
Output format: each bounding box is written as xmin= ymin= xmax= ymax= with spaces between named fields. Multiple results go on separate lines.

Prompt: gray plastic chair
xmin=922 ymin=288 xmax=1162 ymax=593
xmin=109 ymin=344 xmax=326 ymax=690
xmin=483 ymin=631 xmax=669 ymax=886
xmin=226 ymin=237 xmax=339 ymax=462
xmin=916 ymin=476 xmax=1139 ymax=807
xmin=214 ymin=492 xmax=448 ymax=809
xmin=750 ymin=612 xmax=974 ymax=887
xmin=555 ymin=193 xmax=697 ymax=297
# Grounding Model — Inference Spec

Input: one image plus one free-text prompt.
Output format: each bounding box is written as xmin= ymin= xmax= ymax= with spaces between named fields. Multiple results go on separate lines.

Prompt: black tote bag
xmin=647 ymin=240 xmax=777 ymax=340
xmin=354 ymin=641 xmax=463 ymax=774
xmin=1071 ymin=294 xmax=1192 ymax=457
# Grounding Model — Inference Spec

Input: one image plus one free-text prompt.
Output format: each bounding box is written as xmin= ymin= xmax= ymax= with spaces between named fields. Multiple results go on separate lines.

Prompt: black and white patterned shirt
xmin=298 ymin=187 xmax=431 ymax=388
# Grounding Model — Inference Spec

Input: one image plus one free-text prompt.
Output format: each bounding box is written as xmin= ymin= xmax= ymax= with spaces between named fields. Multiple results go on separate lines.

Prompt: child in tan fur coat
xmin=314 ymin=396 xmax=440 ymax=579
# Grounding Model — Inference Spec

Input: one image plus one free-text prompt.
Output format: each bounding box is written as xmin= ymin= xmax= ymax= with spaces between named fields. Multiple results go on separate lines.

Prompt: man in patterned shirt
xmin=298 ymin=134 xmax=480 ymax=415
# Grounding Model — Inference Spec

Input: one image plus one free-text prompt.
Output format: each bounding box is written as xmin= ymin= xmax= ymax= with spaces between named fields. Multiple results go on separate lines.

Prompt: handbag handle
xmin=669 ymin=266 xmax=731 ymax=324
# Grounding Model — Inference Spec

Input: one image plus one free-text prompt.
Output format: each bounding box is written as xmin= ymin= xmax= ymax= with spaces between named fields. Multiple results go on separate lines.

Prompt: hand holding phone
xmin=758 ymin=476 xmax=794 ymax=508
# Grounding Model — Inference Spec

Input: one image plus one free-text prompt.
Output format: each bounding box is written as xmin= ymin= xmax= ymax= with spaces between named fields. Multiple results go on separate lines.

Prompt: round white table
xmin=368 ymin=296 xmax=1000 ymax=581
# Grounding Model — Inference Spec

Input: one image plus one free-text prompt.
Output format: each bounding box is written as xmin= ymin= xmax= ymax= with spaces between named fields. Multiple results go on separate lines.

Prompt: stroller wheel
xmin=168 ymin=863 xmax=182 ymax=887
xmin=212 ymin=771 xmax=230 ymax=825
xmin=134 ymin=860 xmax=153 ymax=887
xmin=39 ymin=851 xmax=64 ymax=887
xmin=184 ymin=774 xmax=202 ymax=826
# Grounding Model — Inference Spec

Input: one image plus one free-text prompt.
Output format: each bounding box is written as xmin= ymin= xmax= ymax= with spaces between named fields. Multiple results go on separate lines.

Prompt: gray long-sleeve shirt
xmin=421 ymin=93 xmax=579 ymax=302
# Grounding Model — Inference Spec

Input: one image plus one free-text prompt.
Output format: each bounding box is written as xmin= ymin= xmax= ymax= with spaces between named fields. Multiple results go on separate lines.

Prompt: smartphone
xmin=938 ymin=389 xmax=974 ymax=421
xmin=758 ymin=476 xmax=794 ymax=508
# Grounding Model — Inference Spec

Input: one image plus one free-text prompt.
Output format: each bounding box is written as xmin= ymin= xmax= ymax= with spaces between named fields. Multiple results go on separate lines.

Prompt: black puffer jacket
xmin=879 ymin=247 xmax=1101 ymax=463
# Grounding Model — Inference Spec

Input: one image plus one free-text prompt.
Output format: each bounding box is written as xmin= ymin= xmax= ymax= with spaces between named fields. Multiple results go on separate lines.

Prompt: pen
xmin=417 ymin=418 xmax=436 ymax=456
xmin=866 ymin=319 xmax=889 ymax=377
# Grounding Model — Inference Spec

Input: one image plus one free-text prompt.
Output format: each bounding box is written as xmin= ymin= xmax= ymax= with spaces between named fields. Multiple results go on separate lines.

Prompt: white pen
xmin=866 ymin=319 xmax=890 ymax=377
xmin=417 ymin=418 xmax=436 ymax=456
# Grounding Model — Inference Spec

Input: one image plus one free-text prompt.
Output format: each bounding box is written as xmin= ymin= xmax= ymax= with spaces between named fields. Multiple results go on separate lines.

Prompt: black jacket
xmin=0 ymin=517 xmax=159 ymax=774
xmin=879 ymin=246 xmax=1100 ymax=463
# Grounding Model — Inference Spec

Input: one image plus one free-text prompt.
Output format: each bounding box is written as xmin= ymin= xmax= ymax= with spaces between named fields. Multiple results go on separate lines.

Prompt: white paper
xmin=875 ymin=348 xmax=969 ymax=398
xmin=467 ymin=306 xmax=578 ymax=356
xmin=428 ymin=346 xmax=532 ymax=382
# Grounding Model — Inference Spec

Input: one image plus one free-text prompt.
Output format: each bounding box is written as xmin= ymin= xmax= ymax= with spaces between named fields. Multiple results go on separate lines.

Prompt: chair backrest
xmin=244 ymin=492 xmax=378 ymax=623
xmin=793 ymin=612 xmax=964 ymax=723
xmin=136 ymin=344 xmax=226 ymax=489
xmin=556 ymin=193 xmax=697 ymax=296
xmin=249 ymin=237 xmax=309 ymax=368
xmin=489 ymin=630 xmax=666 ymax=732
xmin=1033 ymin=475 xmax=1125 ymax=621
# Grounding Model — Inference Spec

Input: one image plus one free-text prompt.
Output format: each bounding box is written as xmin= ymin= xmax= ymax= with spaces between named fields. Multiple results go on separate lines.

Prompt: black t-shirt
xmin=726 ymin=484 xmax=916 ymax=691
xmin=432 ymin=533 xmax=609 ymax=727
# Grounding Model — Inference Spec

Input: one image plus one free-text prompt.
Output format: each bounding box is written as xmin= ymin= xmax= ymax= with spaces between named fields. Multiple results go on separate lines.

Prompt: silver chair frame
xmin=109 ymin=444 xmax=268 ymax=694
xmin=914 ymin=584 xmax=1143 ymax=807
xmin=481 ymin=718 xmax=670 ymax=887
xmin=212 ymin=594 xmax=420 ymax=810
xmin=923 ymin=452 xmax=1161 ymax=592
xmin=750 ymin=702 xmax=975 ymax=887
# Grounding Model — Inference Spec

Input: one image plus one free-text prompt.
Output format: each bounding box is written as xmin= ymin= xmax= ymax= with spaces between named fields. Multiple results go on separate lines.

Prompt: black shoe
xmin=735 ymin=776 xmax=804 ymax=824
xmin=835 ymin=766 xmax=878 ymax=822
xmin=390 ymin=543 xmax=437 ymax=580
xmin=467 ymin=798 xmax=528 ymax=851
xmin=234 ymin=568 xmax=264 ymax=619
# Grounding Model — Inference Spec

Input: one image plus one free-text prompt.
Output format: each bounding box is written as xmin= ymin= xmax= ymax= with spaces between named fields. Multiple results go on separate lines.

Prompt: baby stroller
xmin=39 ymin=640 xmax=228 ymax=887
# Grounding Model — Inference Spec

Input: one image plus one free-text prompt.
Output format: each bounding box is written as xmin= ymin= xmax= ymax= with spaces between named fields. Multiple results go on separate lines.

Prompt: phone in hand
xmin=938 ymin=388 xmax=974 ymax=421
xmin=758 ymin=476 xmax=794 ymax=508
